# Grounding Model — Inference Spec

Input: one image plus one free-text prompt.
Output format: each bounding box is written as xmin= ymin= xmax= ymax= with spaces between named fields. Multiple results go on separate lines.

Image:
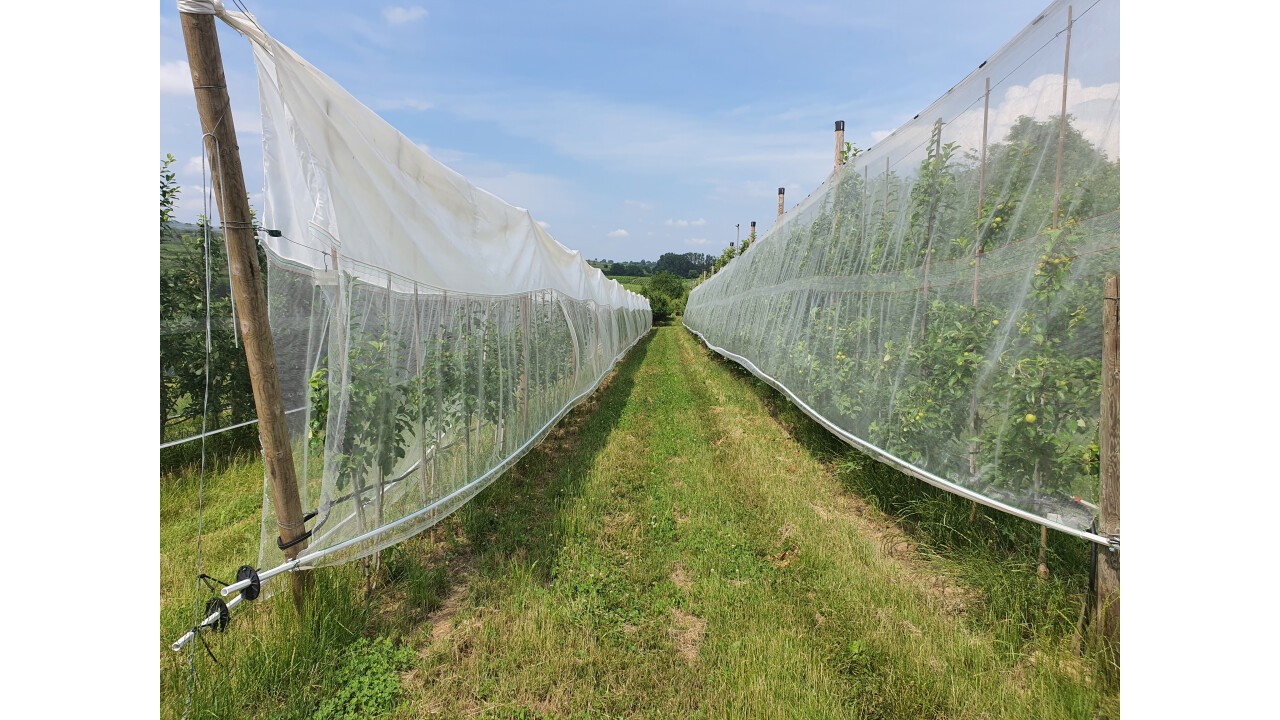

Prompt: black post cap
xmin=778 ymin=187 xmax=785 ymax=195
xmin=835 ymin=120 xmax=845 ymax=131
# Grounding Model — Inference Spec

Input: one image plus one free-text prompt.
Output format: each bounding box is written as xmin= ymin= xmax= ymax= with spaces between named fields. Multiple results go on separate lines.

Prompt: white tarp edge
xmin=195 ymin=3 xmax=645 ymax=311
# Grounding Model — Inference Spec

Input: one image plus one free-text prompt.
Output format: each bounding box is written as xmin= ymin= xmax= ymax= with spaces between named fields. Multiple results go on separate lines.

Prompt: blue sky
xmin=161 ymin=0 xmax=1072 ymax=262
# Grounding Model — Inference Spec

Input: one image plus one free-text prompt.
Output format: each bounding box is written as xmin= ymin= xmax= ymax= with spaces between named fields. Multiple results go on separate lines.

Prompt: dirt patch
xmin=769 ymin=523 xmax=801 ymax=568
xmin=770 ymin=545 xmax=800 ymax=568
xmin=670 ymin=608 xmax=707 ymax=665
xmin=425 ymin=571 xmax=471 ymax=647
xmin=604 ymin=511 xmax=636 ymax=534
xmin=819 ymin=490 xmax=980 ymax=616
xmin=670 ymin=562 xmax=692 ymax=591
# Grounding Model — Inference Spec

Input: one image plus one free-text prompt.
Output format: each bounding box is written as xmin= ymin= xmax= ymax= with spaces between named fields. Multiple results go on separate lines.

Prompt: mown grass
xmin=396 ymin=326 xmax=1116 ymax=718
xmin=161 ymin=324 xmax=1117 ymax=719
xmin=726 ymin=350 xmax=1112 ymax=663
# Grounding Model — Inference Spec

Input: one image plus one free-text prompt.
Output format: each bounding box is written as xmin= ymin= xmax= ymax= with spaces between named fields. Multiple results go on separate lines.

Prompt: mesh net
xmin=207 ymin=10 xmax=651 ymax=569
xmin=160 ymin=223 xmax=259 ymax=450
xmin=684 ymin=0 xmax=1118 ymax=537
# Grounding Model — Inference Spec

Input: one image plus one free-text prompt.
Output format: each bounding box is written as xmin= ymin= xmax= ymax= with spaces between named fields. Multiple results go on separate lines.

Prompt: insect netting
xmin=207 ymin=8 xmax=651 ymax=570
xmin=684 ymin=0 xmax=1118 ymax=540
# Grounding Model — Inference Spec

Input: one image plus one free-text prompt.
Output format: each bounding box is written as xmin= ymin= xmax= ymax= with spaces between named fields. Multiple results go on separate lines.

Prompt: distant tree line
xmin=590 ymin=252 xmax=714 ymax=280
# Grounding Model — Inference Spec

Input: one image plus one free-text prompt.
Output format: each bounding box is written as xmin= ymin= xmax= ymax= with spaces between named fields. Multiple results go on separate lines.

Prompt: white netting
xmin=684 ymin=0 xmax=1118 ymax=538
xmin=208 ymin=9 xmax=650 ymax=568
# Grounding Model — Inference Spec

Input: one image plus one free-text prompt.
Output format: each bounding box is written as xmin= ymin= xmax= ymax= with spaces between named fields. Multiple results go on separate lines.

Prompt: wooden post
xmin=920 ymin=118 xmax=943 ymax=343
xmin=1097 ymin=274 xmax=1120 ymax=654
xmin=520 ymin=294 xmax=531 ymax=439
xmin=969 ymin=76 xmax=991 ymax=497
xmin=861 ymin=165 xmax=869 ymax=245
xmin=974 ymin=76 xmax=990 ymax=306
xmin=749 ymin=221 xmax=756 ymax=243
xmin=883 ymin=157 xmax=890 ymax=222
xmin=180 ymin=9 xmax=311 ymax=610
xmin=413 ymin=283 xmax=431 ymax=504
xmin=1052 ymin=5 xmax=1074 ymax=230
xmin=777 ymin=187 xmax=785 ymax=221
xmin=833 ymin=120 xmax=846 ymax=169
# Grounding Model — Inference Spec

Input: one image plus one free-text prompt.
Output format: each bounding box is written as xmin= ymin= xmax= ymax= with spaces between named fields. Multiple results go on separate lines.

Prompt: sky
xmin=159 ymin=0 xmax=1064 ymax=262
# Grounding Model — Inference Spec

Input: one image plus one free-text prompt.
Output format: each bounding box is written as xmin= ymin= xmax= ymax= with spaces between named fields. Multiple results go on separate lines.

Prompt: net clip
xmin=1105 ymin=534 xmax=1119 ymax=569
xmin=276 ymin=510 xmax=318 ymax=550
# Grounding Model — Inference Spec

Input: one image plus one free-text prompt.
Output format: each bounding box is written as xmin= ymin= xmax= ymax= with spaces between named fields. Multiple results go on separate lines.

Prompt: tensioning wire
xmin=182 ymin=132 xmax=219 ymax=720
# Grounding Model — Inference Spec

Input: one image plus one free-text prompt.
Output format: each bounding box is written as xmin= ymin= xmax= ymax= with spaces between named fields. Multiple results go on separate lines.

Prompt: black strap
xmin=277 ymin=510 xmax=319 ymax=550
xmin=198 ymin=573 xmax=229 ymax=593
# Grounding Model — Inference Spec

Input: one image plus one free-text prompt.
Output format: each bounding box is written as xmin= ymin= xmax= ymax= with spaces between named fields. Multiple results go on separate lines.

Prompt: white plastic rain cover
xmin=684 ymin=0 xmax=1118 ymax=539
xmin=209 ymin=9 xmax=650 ymax=568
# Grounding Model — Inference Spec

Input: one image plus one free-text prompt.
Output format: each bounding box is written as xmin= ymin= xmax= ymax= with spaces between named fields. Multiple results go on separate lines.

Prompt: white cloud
xmin=624 ymin=199 xmax=653 ymax=211
xmin=436 ymin=89 xmax=833 ymax=184
xmin=664 ymin=218 xmax=706 ymax=227
xmin=685 ymin=237 xmax=709 ymax=246
xmin=940 ymin=75 xmax=1119 ymax=162
xmin=160 ymin=60 xmax=192 ymax=96
xmin=607 ymin=229 xmax=630 ymax=238
xmin=383 ymin=6 xmax=428 ymax=25
xmin=181 ymin=155 xmax=205 ymax=180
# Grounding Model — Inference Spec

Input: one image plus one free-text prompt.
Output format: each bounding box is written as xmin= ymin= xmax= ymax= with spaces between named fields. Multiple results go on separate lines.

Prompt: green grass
xmin=161 ymin=325 xmax=1117 ymax=719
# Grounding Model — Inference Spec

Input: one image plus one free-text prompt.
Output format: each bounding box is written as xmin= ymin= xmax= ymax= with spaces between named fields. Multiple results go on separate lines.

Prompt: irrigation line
xmin=682 ymin=322 xmax=1110 ymax=547
xmin=172 ymin=594 xmax=244 ymax=652
xmin=160 ymin=406 xmax=308 ymax=450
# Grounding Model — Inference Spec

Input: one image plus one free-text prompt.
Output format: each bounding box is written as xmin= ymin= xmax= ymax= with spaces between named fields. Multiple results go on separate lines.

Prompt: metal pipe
xmin=160 ymin=406 xmax=308 ymax=449
xmin=171 ymin=594 xmax=244 ymax=651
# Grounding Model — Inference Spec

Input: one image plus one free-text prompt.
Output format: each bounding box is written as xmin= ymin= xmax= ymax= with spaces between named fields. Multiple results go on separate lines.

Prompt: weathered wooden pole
xmin=883 ymin=157 xmax=890 ymax=219
xmin=920 ymin=118 xmax=943 ymax=343
xmin=777 ymin=187 xmax=785 ymax=221
xmin=1052 ymin=5 xmax=1075 ymax=230
xmin=974 ymin=76 xmax=990 ymax=306
xmin=180 ymin=7 xmax=310 ymax=609
xmin=967 ymin=77 xmax=991 ymax=487
xmin=833 ymin=120 xmax=846 ymax=169
xmin=749 ymin=221 xmax=756 ymax=243
xmin=1097 ymin=274 xmax=1120 ymax=655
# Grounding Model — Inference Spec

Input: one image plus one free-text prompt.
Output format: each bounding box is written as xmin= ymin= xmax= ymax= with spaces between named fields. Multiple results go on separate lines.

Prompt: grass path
xmin=395 ymin=326 xmax=1112 ymax=719
xmin=161 ymin=325 xmax=1115 ymax=719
